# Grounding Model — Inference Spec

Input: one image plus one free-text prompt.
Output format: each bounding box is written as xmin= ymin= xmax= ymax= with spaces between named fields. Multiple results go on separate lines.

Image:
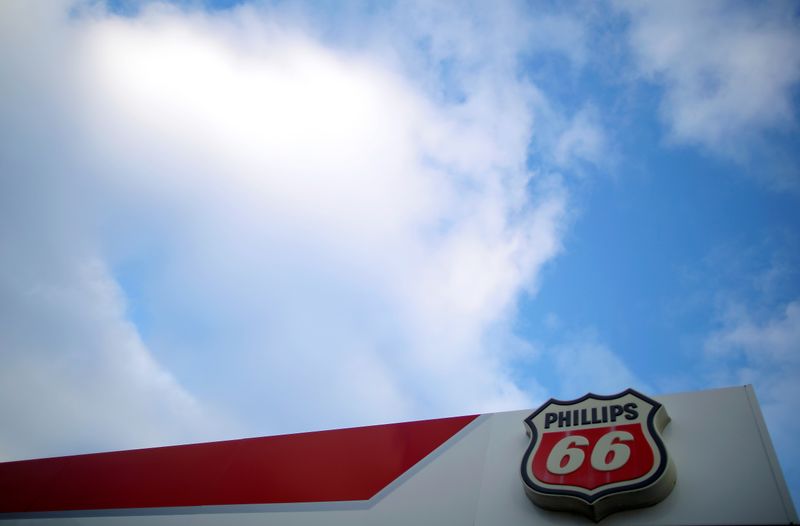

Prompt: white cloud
xmin=554 ymin=107 xmax=608 ymax=169
xmin=617 ymin=0 xmax=800 ymax=164
xmin=0 ymin=0 xmax=579 ymax=456
xmin=706 ymin=301 xmax=800 ymax=366
xmin=0 ymin=254 xmax=229 ymax=459
xmin=0 ymin=1 xmax=229 ymax=460
xmin=548 ymin=336 xmax=645 ymax=400
xmin=529 ymin=13 xmax=589 ymax=68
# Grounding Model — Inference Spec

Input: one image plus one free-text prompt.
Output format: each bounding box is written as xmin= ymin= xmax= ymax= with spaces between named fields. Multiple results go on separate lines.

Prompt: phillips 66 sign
xmin=521 ymin=389 xmax=677 ymax=521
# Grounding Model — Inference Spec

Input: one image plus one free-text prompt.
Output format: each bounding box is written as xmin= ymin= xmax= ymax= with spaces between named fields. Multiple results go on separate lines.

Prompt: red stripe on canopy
xmin=0 ymin=414 xmax=478 ymax=513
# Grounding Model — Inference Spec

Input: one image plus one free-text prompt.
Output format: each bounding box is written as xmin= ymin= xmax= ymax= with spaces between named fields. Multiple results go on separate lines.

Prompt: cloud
xmin=706 ymin=301 xmax=800 ymax=366
xmin=528 ymin=13 xmax=589 ymax=68
xmin=0 ymin=253 xmax=228 ymax=459
xmin=544 ymin=334 xmax=645 ymax=400
xmin=0 ymin=0 xmax=581 ymax=456
xmin=617 ymin=1 xmax=800 ymax=165
xmin=553 ymin=106 xmax=608 ymax=169
xmin=0 ymin=0 xmax=234 ymax=459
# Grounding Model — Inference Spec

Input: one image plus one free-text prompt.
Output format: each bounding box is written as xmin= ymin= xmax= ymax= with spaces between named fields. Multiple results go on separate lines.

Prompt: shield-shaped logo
xmin=520 ymin=389 xmax=676 ymax=521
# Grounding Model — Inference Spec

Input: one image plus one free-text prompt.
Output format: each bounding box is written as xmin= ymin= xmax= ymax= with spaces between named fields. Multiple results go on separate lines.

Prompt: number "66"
xmin=546 ymin=431 xmax=634 ymax=475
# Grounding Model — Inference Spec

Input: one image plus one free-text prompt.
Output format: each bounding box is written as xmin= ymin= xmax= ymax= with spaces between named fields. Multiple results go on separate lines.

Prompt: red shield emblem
xmin=520 ymin=389 xmax=676 ymax=521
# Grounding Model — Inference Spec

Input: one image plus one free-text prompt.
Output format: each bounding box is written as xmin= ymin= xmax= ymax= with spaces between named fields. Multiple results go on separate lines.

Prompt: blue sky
xmin=1 ymin=0 xmax=799 ymax=507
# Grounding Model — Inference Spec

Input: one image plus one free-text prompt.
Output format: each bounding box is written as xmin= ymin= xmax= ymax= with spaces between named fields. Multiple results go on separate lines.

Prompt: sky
xmin=1 ymin=0 xmax=799 ymax=508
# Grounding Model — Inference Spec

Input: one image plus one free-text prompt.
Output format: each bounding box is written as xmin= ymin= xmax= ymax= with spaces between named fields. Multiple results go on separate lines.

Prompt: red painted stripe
xmin=0 ymin=415 xmax=477 ymax=513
